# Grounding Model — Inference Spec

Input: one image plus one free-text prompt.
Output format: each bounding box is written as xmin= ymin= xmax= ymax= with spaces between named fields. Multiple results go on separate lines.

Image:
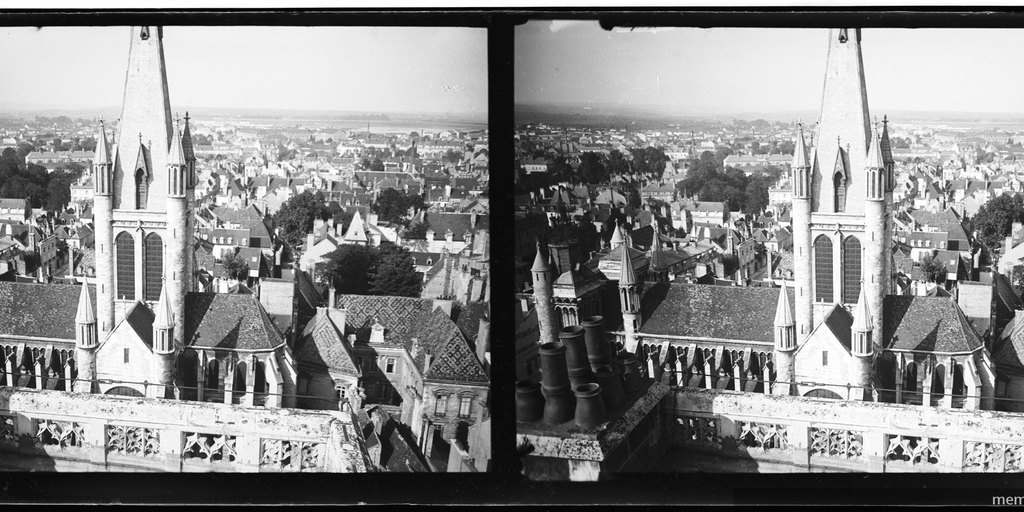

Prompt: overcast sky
xmin=0 ymin=26 xmax=487 ymax=116
xmin=516 ymin=21 xmax=1024 ymax=115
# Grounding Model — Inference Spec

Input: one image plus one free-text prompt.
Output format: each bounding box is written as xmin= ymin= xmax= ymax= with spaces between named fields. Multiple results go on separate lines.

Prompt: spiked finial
xmin=75 ymin=283 xmax=96 ymax=325
xmin=531 ymin=239 xmax=550 ymax=273
xmin=153 ymin=280 xmax=175 ymax=329
xmin=774 ymin=281 xmax=794 ymax=327
xmin=94 ymin=120 xmax=111 ymax=165
xmin=619 ymin=240 xmax=637 ymax=286
xmin=851 ymin=282 xmax=873 ymax=333
xmin=792 ymin=123 xmax=809 ymax=169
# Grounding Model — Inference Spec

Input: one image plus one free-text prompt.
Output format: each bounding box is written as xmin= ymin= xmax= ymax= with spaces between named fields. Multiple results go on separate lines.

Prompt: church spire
xmin=116 ymin=26 xmax=173 ymax=212
xmin=792 ymin=123 xmax=809 ymax=170
xmin=774 ymin=280 xmax=794 ymax=327
xmin=153 ymin=281 xmax=175 ymax=330
xmin=619 ymin=239 xmax=637 ymax=286
xmin=94 ymin=120 xmax=111 ymax=166
xmin=813 ymin=28 xmax=871 ymax=212
xmin=851 ymin=283 xmax=873 ymax=334
xmin=76 ymin=282 xmax=96 ymax=326
xmin=167 ymin=120 xmax=185 ymax=168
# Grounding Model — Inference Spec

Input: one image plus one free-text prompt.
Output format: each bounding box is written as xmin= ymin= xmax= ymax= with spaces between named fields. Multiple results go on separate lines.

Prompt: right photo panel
xmin=514 ymin=21 xmax=1024 ymax=479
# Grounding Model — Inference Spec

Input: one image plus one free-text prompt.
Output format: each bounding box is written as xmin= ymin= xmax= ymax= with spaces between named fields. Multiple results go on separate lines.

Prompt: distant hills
xmin=516 ymin=101 xmax=1024 ymax=127
xmin=0 ymin=105 xmax=487 ymax=127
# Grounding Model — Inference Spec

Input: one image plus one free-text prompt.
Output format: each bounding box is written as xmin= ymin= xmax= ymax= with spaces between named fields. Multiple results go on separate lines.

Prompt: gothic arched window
xmin=144 ymin=233 xmax=163 ymax=302
xmin=814 ymin=235 xmax=833 ymax=302
xmin=842 ymin=236 xmax=862 ymax=304
xmin=135 ymin=169 xmax=148 ymax=210
xmin=115 ymin=232 xmax=135 ymax=300
xmin=833 ymin=172 xmax=846 ymax=213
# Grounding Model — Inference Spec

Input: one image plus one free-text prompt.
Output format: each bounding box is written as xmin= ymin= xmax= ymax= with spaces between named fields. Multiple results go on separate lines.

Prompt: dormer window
xmin=135 ymin=169 xmax=148 ymax=209
xmin=833 ymin=171 xmax=846 ymax=213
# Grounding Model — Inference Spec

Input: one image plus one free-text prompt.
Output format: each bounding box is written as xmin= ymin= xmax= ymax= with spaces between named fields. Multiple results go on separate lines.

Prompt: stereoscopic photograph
xmin=0 ymin=24 xmax=490 ymax=474
xmin=514 ymin=20 xmax=1024 ymax=479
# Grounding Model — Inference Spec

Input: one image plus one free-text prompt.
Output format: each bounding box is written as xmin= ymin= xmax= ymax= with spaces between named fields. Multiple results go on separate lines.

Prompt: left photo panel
xmin=0 ymin=25 xmax=490 ymax=473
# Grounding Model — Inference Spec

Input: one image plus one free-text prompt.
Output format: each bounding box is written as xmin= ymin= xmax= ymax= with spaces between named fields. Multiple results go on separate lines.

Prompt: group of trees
xmin=968 ymin=194 xmax=1024 ymax=263
xmin=371 ymin=188 xmax=425 ymax=227
xmin=0 ymin=146 xmax=83 ymax=211
xmin=274 ymin=189 xmax=422 ymax=298
xmin=316 ymin=242 xmax=422 ymax=298
xmin=272 ymin=190 xmax=353 ymax=247
xmin=677 ymin=150 xmax=780 ymax=215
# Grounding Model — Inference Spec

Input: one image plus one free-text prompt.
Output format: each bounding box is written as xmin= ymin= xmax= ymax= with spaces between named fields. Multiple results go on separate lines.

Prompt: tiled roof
xmin=120 ymin=301 xmax=155 ymax=349
xmin=184 ymin=292 xmax=284 ymax=351
xmin=819 ymin=304 xmax=853 ymax=352
xmin=295 ymin=310 xmax=359 ymax=375
xmin=332 ymin=295 xmax=487 ymax=384
xmin=639 ymin=283 xmax=793 ymax=343
xmin=909 ymin=208 xmax=970 ymax=242
xmin=882 ymin=295 xmax=983 ymax=353
xmin=0 ymin=282 xmax=95 ymax=340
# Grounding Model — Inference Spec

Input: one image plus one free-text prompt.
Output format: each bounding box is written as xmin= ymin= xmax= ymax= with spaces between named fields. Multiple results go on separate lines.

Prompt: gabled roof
xmin=0 ymin=282 xmax=95 ymax=341
xmin=817 ymin=304 xmax=853 ymax=352
xmin=295 ymin=309 xmax=360 ymax=375
xmin=184 ymin=292 xmax=284 ymax=351
xmin=330 ymin=295 xmax=488 ymax=384
xmin=882 ymin=295 xmax=983 ymax=353
xmin=639 ymin=282 xmax=793 ymax=343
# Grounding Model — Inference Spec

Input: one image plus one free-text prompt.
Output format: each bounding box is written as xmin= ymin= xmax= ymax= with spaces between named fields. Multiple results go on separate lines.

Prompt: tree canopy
xmin=371 ymin=188 xmax=425 ymax=227
xmin=676 ymin=150 xmax=778 ymax=214
xmin=969 ymin=194 xmax=1024 ymax=262
xmin=272 ymin=190 xmax=330 ymax=247
xmin=317 ymin=242 xmax=422 ymax=298
xmin=221 ymin=250 xmax=251 ymax=281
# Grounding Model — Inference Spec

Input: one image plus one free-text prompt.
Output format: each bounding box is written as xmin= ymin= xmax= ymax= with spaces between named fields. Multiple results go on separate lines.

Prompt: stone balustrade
xmin=666 ymin=387 xmax=1024 ymax=472
xmin=0 ymin=386 xmax=368 ymax=472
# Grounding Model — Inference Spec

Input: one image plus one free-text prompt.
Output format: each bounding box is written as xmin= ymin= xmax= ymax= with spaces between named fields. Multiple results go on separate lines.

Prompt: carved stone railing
xmin=666 ymin=387 xmax=1024 ymax=473
xmin=0 ymin=386 xmax=369 ymax=472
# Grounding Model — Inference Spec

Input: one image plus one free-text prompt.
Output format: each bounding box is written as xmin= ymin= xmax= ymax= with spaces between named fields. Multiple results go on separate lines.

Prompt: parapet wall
xmin=666 ymin=388 xmax=1024 ymax=472
xmin=0 ymin=387 xmax=369 ymax=472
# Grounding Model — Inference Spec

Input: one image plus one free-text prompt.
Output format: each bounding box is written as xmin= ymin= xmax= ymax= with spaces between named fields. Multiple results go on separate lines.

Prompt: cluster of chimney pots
xmin=516 ymin=315 xmax=644 ymax=428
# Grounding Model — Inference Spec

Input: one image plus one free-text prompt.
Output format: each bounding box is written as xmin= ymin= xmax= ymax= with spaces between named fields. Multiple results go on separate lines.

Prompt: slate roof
xmin=818 ymin=304 xmax=853 ymax=352
xmin=327 ymin=295 xmax=488 ymax=384
xmin=994 ymin=312 xmax=1024 ymax=371
xmin=0 ymin=282 xmax=95 ymax=340
xmin=639 ymin=282 xmax=792 ymax=343
xmin=184 ymin=292 xmax=284 ymax=351
xmin=294 ymin=310 xmax=359 ymax=375
xmin=453 ymin=301 xmax=489 ymax=343
xmin=881 ymin=295 xmax=983 ymax=353
xmin=120 ymin=301 xmax=155 ymax=349
xmin=909 ymin=208 xmax=970 ymax=242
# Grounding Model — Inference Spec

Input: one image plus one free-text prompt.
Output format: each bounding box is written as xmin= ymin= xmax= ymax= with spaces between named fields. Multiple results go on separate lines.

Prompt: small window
xmin=338 ymin=385 xmax=347 ymax=399
xmin=822 ymin=351 xmax=828 ymax=366
xmin=385 ymin=357 xmax=396 ymax=374
xmin=124 ymin=348 xmax=130 ymax=364
xmin=434 ymin=393 xmax=448 ymax=416
xmin=459 ymin=396 xmax=472 ymax=418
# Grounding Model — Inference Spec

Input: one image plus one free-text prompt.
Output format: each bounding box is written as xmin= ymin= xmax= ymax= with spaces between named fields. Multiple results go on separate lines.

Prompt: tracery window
xmin=144 ymin=233 xmax=163 ymax=302
xmin=115 ymin=232 xmax=135 ymax=300
xmin=814 ymin=235 xmax=833 ymax=302
xmin=842 ymin=236 xmax=861 ymax=304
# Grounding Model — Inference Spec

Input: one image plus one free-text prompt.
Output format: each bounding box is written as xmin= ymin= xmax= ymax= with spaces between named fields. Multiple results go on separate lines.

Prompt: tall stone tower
xmin=92 ymin=26 xmax=195 ymax=345
xmin=532 ymin=241 xmax=559 ymax=347
xmin=792 ymin=28 xmax=893 ymax=344
xmin=619 ymin=241 xmax=641 ymax=353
